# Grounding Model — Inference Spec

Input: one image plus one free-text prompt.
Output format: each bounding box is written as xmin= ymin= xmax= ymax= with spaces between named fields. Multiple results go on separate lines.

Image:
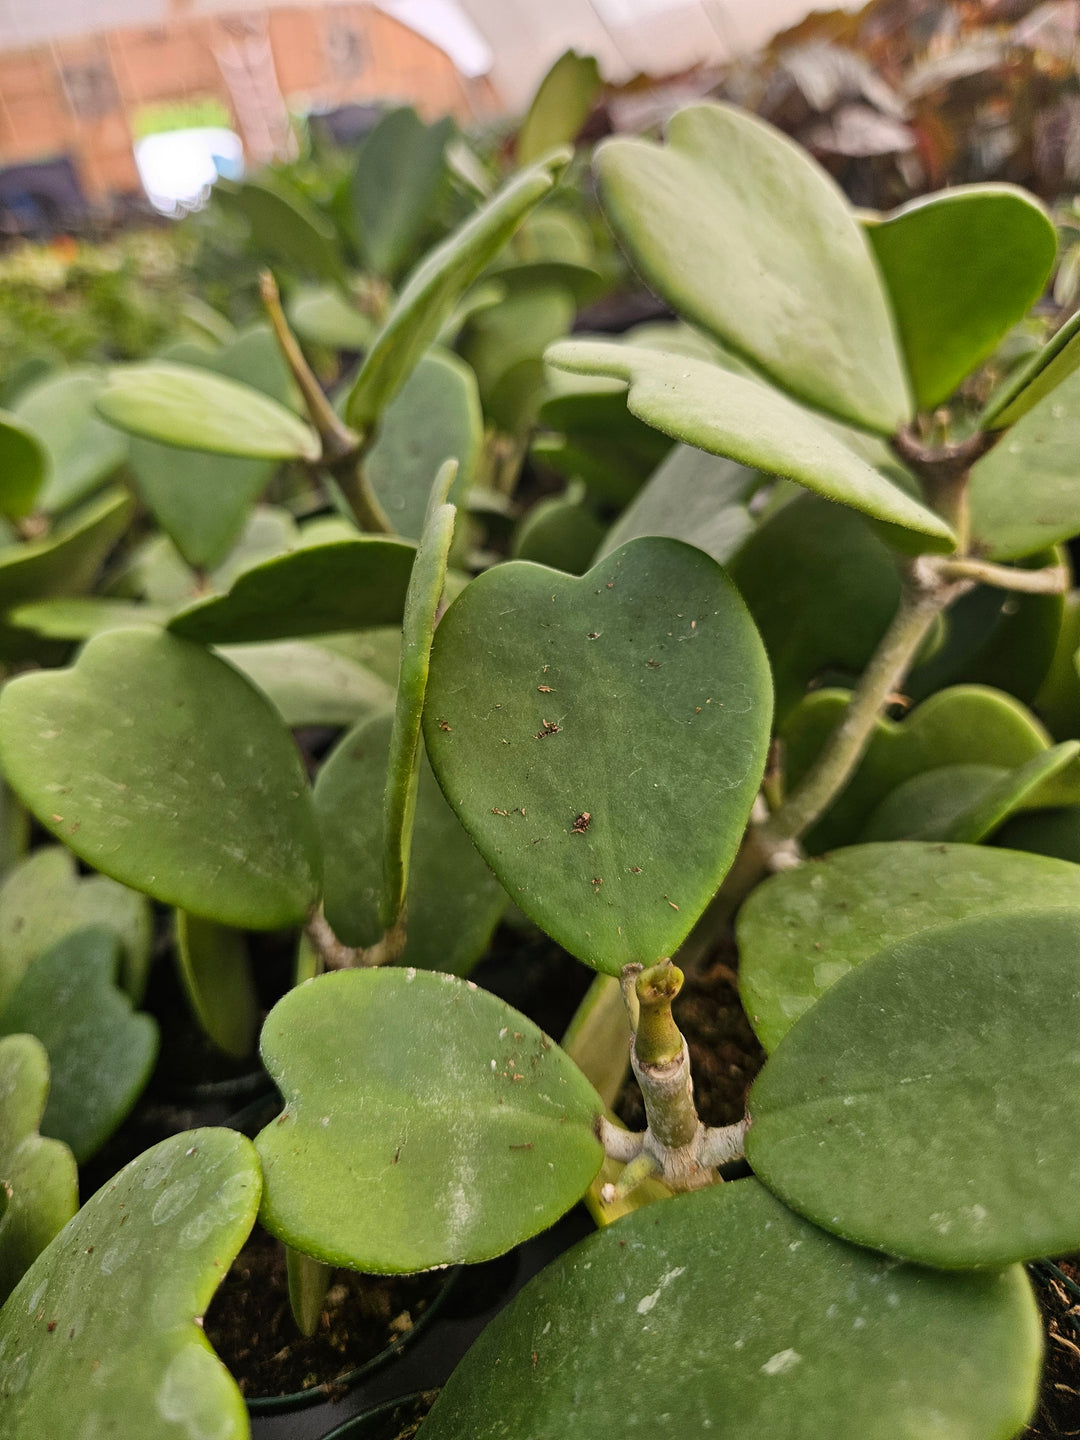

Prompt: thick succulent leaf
xmin=175 ymin=912 xmax=257 ymax=1061
xmin=97 ymin=361 xmax=319 ymax=461
xmin=168 ymin=537 xmax=416 ymax=645
xmin=287 ymin=284 xmax=374 ymax=351
xmin=219 ymin=640 xmax=393 ymax=728
xmin=0 ymin=490 xmax=133 ymax=617
xmin=748 ymin=909 xmax=1080 ymax=1267
xmin=859 ymin=744 xmax=1080 ymax=844
xmin=994 ymin=805 xmax=1080 ymax=862
xmin=518 ymin=50 xmax=601 ymax=164
xmin=0 ymin=1034 xmax=77 ymax=1303
xmin=0 ymin=846 xmax=152 ymax=1010
xmin=352 ymin=108 xmax=453 ymax=280
xmin=366 ymin=348 xmax=482 ymax=540
xmin=13 ymin=369 xmax=128 ymax=512
xmin=256 ymin=969 xmax=603 ymax=1272
xmin=0 ymin=928 xmax=157 ymax=1162
xmin=865 ymin=186 xmax=1055 ymax=410
xmin=0 ymin=628 xmax=321 ymax=929
xmin=345 ymin=150 xmax=571 ymax=433
xmin=730 ymin=492 xmax=901 ymax=725
xmin=0 ymin=410 xmax=46 ymax=520
xmin=598 ymin=445 xmax=758 ymax=567
xmin=221 ymin=175 xmax=345 ymax=286
xmin=739 ymin=839 xmax=1080 ymax=1052
xmin=783 ymin=684 xmax=1065 ymax=853
xmin=595 ymin=103 xmax=911 ymax=432
xmin=463 ymin=284 xmax=575 ymax=435
xmin=534 ymin=371 xmax=673 ymax=505
xmin=0 ymin=1129 xmax=260 ymax=1440
xmin=127 ymin=504 xmax=300 ymax=609
xmin=422 ymin=1179 xmax=1039 ymax=1440
xmin=424 ymin=537 xmax=772 ymax=974
xmin=969 ymin=365 xmax=1080 ymax=559
xmin=1034 ymin=589 xmax=1080 ymax=738
xmin=511 ymin=483 xmax=606 ymax=576
xmin=545 ymin=342 xmax=953 ymax=551
xmin=7 ymin=598 xmax=169 ymax=641
xmin=382 ymin=461 xmax=457 ymax=927
xmin=982 ymin=305 xmax=1080 ymax=428
xmin=314 ymin=712 xmax=506 ymax=973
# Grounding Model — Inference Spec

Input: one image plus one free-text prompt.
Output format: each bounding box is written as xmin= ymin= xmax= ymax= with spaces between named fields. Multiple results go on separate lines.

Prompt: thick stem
xmin=327 ymin=452 xmax=395 ymax=535
xmin=932 ymin=556 xmax=1069 ymax=594
xmin=632 ymin=963 xmax=699 ymax=1152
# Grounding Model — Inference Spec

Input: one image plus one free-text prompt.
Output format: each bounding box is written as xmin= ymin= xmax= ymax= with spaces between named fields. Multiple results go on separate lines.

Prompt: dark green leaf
xmin=0 ymin=409 xmax=46 ymax=520
xmin=352 ymin=109 xmax=453 ymax=281
xmin=13 ymin=369 xmax=127 ymax=512
xmin=175 ymin=912 xmax=257 ymax=1061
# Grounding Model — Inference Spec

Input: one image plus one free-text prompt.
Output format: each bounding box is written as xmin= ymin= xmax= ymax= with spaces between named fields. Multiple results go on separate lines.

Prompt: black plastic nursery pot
xmin=323 ymin=1392 xmax=436 ymax=1440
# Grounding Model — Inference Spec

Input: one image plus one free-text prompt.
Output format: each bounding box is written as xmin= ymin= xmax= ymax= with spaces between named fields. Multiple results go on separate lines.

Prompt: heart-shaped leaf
xmin=175 ymin=913 xmax=257 ymax=1061
xmin=518 ymin=50 xmax=601 ymax=164
xmin=511 ymin=482 xmax=606 ymax=576
xmin=287 ymin=284 xmax=374 ymax=351
xmin=424 ymin=537 xmax=772 ymax=973
xmin=970 ymin=365 xmax=1080 ymax=560
xmin=534 ymin=371 xmax=673 ymax=506
xmin=365 ymin=348 xmax=482 ymax=541
xmin=421 ymin=1179 xmax=1039 ymax=1440
xmin=0 ymin=490 xmax=133 ymax=618
xmin=220 ymin=176 xmax=346 ymax=286
xmin=382 ymin=461 xmax=457 ymax=928
xmin=0 ymin=846 xmax=152 ymax=1010
xmin=168 ymin=538 xmax=416 ymax=644
xmin=783 ymin=684 xmax=1063 ymax=853
xmin=6 ymin=598 xmax=169 ymax=642
xmin=545 ymin=342 xmax=953 ymax=552
xmin=97 ymin=361 xmax=319 ymax=462
xmin=748 ymin=909 xmax=1080 ymax=1266
xmin=0 ymin=410 xmax=46 ymax=520
xmin=864 ymin=186 xmax=1056 ymax=410
xmin=13 ymin=369 xmax=128 ymax=512
xmin=0 ymin=628 xmax=321 ymax=929
xmin=730 ymin=492 xmax=901 ymax=725
xmin=345 ymin=150 xmax=570 ymax=433
xmin=314 ymin=712 xmax=506 ymax=972
xmin=256 ymin=969 xmax=603 ymax=1271
xmin=219 ymin=640 xmax=393 ymax=728
xmin=0 ymin=1034 xmax=77 ymax=1303
xmin=595 ymin=103 xmax=911 ymax=432
xmin=130 ymin=505 xmax=300 ymax=609
xmin=0 ymin=1129 xmax=261 ymax=1440
xmin=0 ymin=928 xmax=157 ymax=1162
xmin=352 ymin=108 xmax=453 ymax=281
xmin=463 ymin=284 xmax=575 ymax=435
xmin=859 ymin=743 xmax=1080 ymax=844
xmin=982 ymin=305 xmax=1080 ymax=428
xmin=598 ymin=445 xmax=758 ymax=567
xmin=739 ymin=841 xmax=1080 ymax=1052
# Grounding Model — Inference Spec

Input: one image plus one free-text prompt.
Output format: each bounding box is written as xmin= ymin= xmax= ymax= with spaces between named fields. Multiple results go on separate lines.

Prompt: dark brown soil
xmin=204 ymin=1224 xmax=444 ymax=1400
xmin=1025 ymin=1261 xmax=1080 ymax=1437
xmin=615 ymin=943 xmax=765 ymax=1132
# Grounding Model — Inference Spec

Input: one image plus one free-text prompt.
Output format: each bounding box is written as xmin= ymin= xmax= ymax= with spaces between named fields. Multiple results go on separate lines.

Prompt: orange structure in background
xmin=0 ymin=5 xmax=498 ymax=202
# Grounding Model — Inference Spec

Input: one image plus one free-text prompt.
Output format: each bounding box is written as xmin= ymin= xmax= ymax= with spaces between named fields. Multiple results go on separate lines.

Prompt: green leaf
xmin=0 ymin=928 xmax=157 ymax=1163
xmin=595 ymin=103 xmax=911 ymax=432
xmin=0 ymin=1034 xmax=77 ymax=1303
xmin=219 ymin=640 xmax=393 ymax=728
xmin=7 ymin=598 xmax=169 ymax=641
xmin=127 ymin=505 xmax=299 ymax=609
xmin=518 ymin=50 xmax=601 ymax=165
xmin=382 ymin=461 xmax=457 ymax=928
xmin=463 ymin=285 xmax=575 ymax=434
xmin=0 ymin=628 xmax=321 ymax=929
xmin=545 ymin=342 xmax=953 ymax=551
xmin=598 ymin=445 xmax=758 ymax=567
xmin=1034 ymin=589 xmax=1080 ymax=738
xmin=738 ymin=840 xmax=1080 ymax=1051
xmin=175 ymin=913 xmax=257 ymax=1061
xmin=168 ymin=537 xmax=416 ymax=645
xmin=345 ymin=150 xmax=571 ymax=433
xmin=0 ymin=409 xmax=47 ymax=520
xmin=748 ymin=909 xmax=1080 ymax=1266
xmin=982 ymin=305 xmax=1080 ymax=428
xmin=0 ymin=1129 xmax=260 ymax=1440
xmin=352 ymin=108 xmax=453 ymax=281
xmin=366 ymin=348 xmax=482 ymax=540
xmin=97 ymin=361 xmax=319 ymax=462
xmin=256 ymin=969 xmax=603 ymax=1272
xmin=534 ymin=370 xmax=673 ymax=506
xmin=994 ymin=805 xmax=1080 ymax=862
xmin=729 ymin=492 xmax=901 ymax=726
xmin=783 ymin=684 xmax=1062 ymax=853
xmin=13 ymin=369 xmax=128 ymax=512
xmin=222 ymin=175 xmax=346 ymax=286
xmin=287 ymin=284 xmax=374 ymax=351
xmin=865 ymin=186 xmax=1055 ymax=411
xmin=424 ymin=537 xmax=772 ymax=974
xmin=0 ymin=847 xmax=153 ymax=1010
xmin=314 ymin=712 xmax=506 ymax=972
xmin=421 ymin=1179 xmax=1040 ymax=1440
xmin=511 ymin=482 xmax=606 ymax=576
xmin=970 ymin=365 xmax=1080 ymax=559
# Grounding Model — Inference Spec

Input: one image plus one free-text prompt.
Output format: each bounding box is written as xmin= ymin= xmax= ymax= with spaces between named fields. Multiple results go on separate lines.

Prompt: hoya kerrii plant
xmin=2 ymin=73 xmax=1080 ymax=1439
